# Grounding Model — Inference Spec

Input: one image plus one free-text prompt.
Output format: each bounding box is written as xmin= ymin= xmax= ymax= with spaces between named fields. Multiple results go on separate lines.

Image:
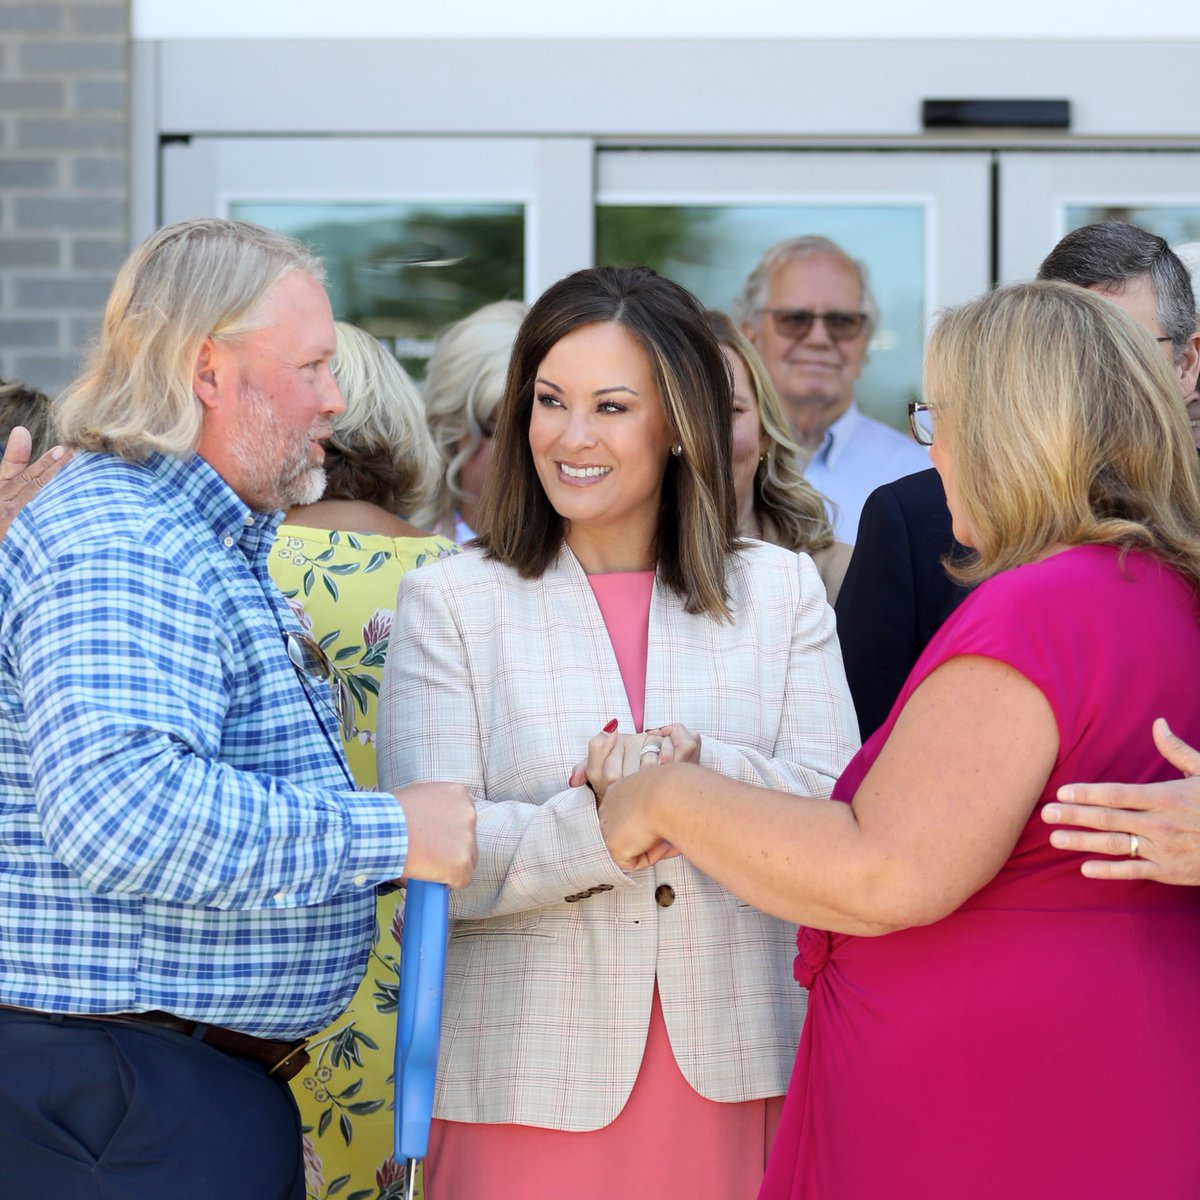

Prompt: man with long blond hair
xmin=0 ymin=218 xmax=475 ymax=1198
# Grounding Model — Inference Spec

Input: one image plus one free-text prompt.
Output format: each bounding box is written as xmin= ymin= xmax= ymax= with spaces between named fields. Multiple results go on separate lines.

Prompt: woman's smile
xmin=557 ymin=462 xmax=613 ymax=481
xmin=528 ymin=320 xmax=675 ymax=570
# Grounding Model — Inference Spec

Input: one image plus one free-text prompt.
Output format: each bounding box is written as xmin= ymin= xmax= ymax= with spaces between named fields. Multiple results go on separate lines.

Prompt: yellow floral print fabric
xmin=270 ymin=525 xmax=457 ymax=1200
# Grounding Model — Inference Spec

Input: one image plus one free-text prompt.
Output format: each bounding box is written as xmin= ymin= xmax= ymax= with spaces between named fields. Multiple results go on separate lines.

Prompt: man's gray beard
xmin=233 ymin=450 xmax=327 ymax=512
xmin=230 ymin=384 xmax=329 ymax=512
xmin=288 ymin=465 xmax=327 ymax=508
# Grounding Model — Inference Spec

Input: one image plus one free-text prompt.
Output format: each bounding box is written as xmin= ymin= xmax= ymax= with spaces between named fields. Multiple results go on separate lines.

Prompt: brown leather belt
xmin=0 ymin=1005 xmax=310 ymax=1082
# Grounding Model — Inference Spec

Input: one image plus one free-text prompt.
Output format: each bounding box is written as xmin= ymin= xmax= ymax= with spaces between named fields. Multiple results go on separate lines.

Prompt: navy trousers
xmin=0 ymin=1009 xmax=305 ymax=1200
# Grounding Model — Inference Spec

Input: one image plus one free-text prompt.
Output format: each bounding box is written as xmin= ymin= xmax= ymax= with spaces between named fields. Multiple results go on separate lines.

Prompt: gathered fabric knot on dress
xmin=794 ymin=927 xmax=833 ymax=988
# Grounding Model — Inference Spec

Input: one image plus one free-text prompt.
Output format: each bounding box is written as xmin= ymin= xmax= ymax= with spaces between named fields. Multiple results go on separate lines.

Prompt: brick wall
xmin=0 ymin=0 xmax=130 ymax=396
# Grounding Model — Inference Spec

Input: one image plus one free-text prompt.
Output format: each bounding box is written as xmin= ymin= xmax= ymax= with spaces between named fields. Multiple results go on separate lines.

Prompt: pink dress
xmin=760 ymin=545 xmax=1200 ymax=1200
xmin=427 ymin=571 xmax=781 ymax=1200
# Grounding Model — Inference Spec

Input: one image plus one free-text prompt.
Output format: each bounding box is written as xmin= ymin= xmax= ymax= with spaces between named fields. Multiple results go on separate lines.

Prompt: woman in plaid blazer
xmin=378 ymin=266 xmax=858 ymax=1200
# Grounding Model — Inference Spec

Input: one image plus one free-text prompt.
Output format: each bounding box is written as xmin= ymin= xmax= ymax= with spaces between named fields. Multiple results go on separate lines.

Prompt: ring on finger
xmin=639 ymin=740 xmax=663 ymax=758
xmin=1129 ymin=833 xmax=1140 ymax=858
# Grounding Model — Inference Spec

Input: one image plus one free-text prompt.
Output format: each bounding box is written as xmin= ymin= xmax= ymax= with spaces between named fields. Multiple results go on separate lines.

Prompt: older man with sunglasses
xmin=0 ymin=218 xmax=476 ymax=1200
xmin=736 ymin=235 xmax=929 ymax=542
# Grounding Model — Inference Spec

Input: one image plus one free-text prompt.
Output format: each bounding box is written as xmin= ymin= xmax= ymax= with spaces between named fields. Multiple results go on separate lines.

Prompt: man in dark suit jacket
xmin=834 ymin=467 xmax=966 ymax=739
xmin=835 ymin=221 xmax=1200 ymax=741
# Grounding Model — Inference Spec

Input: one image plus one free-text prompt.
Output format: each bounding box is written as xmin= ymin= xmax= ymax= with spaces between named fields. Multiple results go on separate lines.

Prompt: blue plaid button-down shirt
xmin=0 ymin=451 xmax=410 ymax=1039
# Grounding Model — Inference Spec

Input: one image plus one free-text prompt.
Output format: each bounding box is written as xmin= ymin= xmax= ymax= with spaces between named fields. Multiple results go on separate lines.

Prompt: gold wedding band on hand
xmin=1129 ymin=833 xmax=1140 ymax=858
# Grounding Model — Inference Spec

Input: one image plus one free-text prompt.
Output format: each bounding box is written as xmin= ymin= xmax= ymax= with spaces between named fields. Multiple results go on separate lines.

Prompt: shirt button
xmin=244 ymin=514 xmax=255 ymax=526
xmin=354 ymin=874 xmax=368 ymax=886
xmin=222 ymin=535 xmax=234 ymax=548
xmin=655 ymin=884 xmax=675 ymax=907
xmin=274 ymin=891 xmax=287 ymax=902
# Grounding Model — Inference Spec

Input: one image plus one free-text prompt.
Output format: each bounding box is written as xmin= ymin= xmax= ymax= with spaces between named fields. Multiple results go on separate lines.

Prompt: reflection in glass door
xmin=1064 ymin=206 xmax=1200 ymax=245
xmin=596 ymin=150 xmax=992 ymax=431
xmin=229 ymin=201 xmax=524 ymax=378
xmin=160 ymin=136 xmax=592 ymax=377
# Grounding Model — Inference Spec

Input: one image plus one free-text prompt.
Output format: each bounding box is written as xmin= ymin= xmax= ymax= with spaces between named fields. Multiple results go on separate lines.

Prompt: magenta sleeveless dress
xmin=427 ymin=571 xmax=781 ymax=1200
xmin=760 ymin=545 xmax=1200 ymax=1200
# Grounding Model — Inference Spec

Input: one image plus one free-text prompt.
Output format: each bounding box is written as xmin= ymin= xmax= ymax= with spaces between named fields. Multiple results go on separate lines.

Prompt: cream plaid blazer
xmin=377 ymin=541 xmax=858 ymax=1130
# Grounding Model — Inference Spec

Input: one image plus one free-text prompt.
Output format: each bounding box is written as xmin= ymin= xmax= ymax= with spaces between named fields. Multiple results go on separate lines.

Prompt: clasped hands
xmin=569 ymin=720 xmax=700 ymax=872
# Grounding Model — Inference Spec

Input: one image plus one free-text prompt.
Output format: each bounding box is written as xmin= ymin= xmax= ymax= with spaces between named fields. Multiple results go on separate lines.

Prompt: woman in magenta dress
xmin=594 ymin=280 xmax=1200 ymax=1199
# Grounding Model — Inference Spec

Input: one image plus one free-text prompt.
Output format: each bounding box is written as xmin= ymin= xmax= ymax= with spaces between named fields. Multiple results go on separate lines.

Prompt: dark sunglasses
xmin=284 ymin=630 xmax=358 ymax=738
xmin=759 ymin=308 xmax=869 ymax=342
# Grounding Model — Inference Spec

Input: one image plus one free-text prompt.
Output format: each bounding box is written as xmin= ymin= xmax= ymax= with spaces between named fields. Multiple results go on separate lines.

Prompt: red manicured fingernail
xmin=603 ymin=718 xmax=618 ymax=733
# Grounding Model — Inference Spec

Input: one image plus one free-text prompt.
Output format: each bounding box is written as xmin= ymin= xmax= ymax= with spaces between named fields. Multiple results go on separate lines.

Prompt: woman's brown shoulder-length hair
xmin=475 ymin=265 xmax=739 ymax=621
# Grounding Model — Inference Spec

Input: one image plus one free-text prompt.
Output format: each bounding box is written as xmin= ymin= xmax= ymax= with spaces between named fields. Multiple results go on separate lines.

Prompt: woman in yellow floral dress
xmin=269 ymin=322 xmax=456 ymax=1200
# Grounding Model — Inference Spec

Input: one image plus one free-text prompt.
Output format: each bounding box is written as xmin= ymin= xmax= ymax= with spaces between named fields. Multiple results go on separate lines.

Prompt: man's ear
xmin=1180 ymin=329 xmax=1200 ymax=400
xmin=192 ymin=336 xmax=225 ymax=411
xmin=741 ymin=318 xmax=761 ymax=350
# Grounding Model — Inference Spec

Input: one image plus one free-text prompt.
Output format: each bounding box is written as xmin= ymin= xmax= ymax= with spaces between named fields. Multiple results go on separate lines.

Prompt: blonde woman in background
xmin=705 ymin=310 xmax=852 ymax=603
xmin=414 ymin=299 xmax=527 ymax=542
xmin=269 ymin=321 xmax=456 ymax=1200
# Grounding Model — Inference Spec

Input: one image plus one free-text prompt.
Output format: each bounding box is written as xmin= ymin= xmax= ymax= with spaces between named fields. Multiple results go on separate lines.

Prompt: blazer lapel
xmin=541 ymin=547 xmax=638 ymax=735
xmin=643 ymin=572 xmax=682 ymax=735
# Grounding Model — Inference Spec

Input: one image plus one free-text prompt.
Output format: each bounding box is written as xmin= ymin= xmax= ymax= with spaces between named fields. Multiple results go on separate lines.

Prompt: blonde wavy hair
xmin=412 ymin=299 xmax=527 ymax=536
xmin=925 ymin=280 xmax=1200 ymax=589
xmin=321 ymin=322 xmax=441 ymax=514
xmin=704 ymin=310 xmax=835 ymax=554
xmin=58 ymin=218 xmax=323 ymax=461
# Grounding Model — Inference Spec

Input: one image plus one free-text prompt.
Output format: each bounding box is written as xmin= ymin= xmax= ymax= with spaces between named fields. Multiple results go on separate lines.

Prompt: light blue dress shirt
xmin=0 ymin=451 xmax=410 ymax=1039
xmin=802 ymin=401 xmax=931 ymax=543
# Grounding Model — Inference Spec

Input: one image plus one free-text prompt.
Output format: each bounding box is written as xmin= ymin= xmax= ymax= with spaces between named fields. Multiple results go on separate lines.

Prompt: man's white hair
xmin=731 ymin=235 xmax=880 ymax=335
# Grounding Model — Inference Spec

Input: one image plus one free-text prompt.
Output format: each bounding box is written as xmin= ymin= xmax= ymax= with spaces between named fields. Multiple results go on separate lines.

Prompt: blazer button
xmin=655 ymin=884 xmax=675 ymax=907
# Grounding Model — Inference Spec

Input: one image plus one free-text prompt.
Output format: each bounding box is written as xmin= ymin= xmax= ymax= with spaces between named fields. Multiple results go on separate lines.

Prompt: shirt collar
xmin=144 ymin=452 xmax=285 ymax=556
xmin=812 ymin=401 xmax=862 ymax=470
